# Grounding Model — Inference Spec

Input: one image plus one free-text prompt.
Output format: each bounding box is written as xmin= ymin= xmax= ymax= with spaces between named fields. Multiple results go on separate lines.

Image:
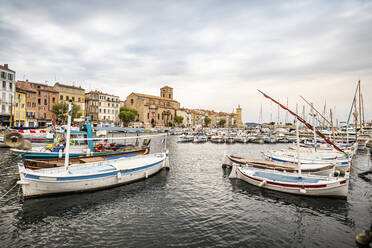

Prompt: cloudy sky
xmin=0 ymin=0 xmax=371 ymax=123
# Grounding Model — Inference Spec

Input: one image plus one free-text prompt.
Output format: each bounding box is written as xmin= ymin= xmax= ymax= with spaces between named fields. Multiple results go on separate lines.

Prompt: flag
xmin=68 ymin=110 xmax=72 ymax=116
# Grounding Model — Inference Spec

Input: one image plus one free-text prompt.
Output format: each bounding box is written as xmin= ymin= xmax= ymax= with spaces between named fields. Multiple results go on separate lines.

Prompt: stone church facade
xmin=124 ymin=86 xmax=180 ymax=128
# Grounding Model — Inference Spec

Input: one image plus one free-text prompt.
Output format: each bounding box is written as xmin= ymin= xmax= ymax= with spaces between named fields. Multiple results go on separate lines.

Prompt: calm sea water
xmin=0 ymin=136 xmax=371 ymax=248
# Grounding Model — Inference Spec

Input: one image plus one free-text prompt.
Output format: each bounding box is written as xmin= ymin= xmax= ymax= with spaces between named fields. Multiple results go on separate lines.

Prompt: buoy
xmin=355 ymin=230 xmax=372 ymax=246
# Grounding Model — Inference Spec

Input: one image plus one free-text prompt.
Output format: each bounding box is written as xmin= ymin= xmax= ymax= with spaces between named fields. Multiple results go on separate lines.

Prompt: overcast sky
xmin=0 ymin=0 xmax=371 ymax=123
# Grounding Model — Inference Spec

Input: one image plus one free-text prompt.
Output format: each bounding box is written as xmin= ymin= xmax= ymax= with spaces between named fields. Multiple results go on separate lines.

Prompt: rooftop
xmin=131 ymin=92 xmax=179 ymax=103
xmin=54 ymin=82 xmax=85 ymax=90
xmin=0 ymin=64 xmax=15 ymax=73
xmin=86 ymin=90 xmax=119 ymax=98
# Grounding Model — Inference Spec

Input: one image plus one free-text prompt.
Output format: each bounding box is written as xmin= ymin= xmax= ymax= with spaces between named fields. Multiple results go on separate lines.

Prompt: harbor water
xmin=0 ymin=136 xmax=371 ymax=247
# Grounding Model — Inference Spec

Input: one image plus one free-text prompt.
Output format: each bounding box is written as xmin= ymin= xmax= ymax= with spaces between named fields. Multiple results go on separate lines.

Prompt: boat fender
xmin=299 ymin=188 xmax=307 ymax=194
xmin=145 ymin=171 xmax=148 ymax=178
xmin=95 ymin=144 xmax=105 ymax=152
xmin=58 ymin=148 xmax=63 ymax=158
xmin=259 ymin=180 xmax=266 ymax=187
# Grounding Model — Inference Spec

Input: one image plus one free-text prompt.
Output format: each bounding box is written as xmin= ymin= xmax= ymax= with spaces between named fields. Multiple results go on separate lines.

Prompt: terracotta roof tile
xmin=131 ymin=92 xmax=179 ymax=103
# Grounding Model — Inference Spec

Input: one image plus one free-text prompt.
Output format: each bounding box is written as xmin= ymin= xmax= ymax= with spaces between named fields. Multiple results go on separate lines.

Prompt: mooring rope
xmin=0 ymin=183 xmax=18 ymax=201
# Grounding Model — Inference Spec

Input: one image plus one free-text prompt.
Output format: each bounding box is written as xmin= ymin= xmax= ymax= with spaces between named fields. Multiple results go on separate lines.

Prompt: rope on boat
xmin=0 ymin=182 xmax=18 ymax=202
xmin=358 ymin=169 xmax=372 ymax=183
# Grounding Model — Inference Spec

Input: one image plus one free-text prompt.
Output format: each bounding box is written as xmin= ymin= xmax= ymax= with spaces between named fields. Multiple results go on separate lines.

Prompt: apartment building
xmin=85 ymin=91 xmax=120 ymax=126
xmin=0 ymin=64 xmax=15 ymax=126
xmin=16 ymin=80 xmax=58 ymax=127
xmin=53 ymin=83 xmax=85 ymax=117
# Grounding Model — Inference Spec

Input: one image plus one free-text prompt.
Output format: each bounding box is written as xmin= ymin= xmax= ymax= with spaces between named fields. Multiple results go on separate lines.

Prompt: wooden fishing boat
xmin=229 ymin=165 xmax=348 ymax=198
xmin=223 ymin=154 xmax=335 ymax=176
xmin=17 ymin=152 xmax=168 ymax=198
xmin=16 ymin=102 xmax=169 ymax=199
xmin=23 ymin=147 xmax=149 ymax=170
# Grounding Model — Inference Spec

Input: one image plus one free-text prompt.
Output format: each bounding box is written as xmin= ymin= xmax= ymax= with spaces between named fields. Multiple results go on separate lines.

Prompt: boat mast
xmin=358 ymin=80 xmax=363 ymax=133
xmin=300 ymin=96 xmax=332 ymax=127
xmin=361 ymin=93 xmax=365 ymax=127
xmin=64 ymin=101 xmax=72 ymax=170
xmin=330 ymin=109 xmax=335 ymax=143
xmin=295 ymin=117 xmax=301 ymax=176
xmin=257 ymin=89 xmax=346 ymax=155
xmin=353 ymin=94 xmax=358 ymax=141
xmin=311 ymin=103 xmax=317 ymax=151
xmin=285 ymin=97 xmax=288 ymax=124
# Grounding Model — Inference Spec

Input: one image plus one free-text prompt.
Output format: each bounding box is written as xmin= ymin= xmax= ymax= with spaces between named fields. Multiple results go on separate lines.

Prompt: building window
xmin=158 ymin=113 xmax=160 ymax=120
xmin=0 ymin=72 xmax=5 ymax=78
xmin=78 ymin=97 xmax=81 ymax=102
xmin=66 ymin=96 xmax=69 ymax=100
xmin=8 ymin=74 xmax=13 ymax=80
xmin=9 ymin=82 xmax=12 ymax=90
xmin=60 ymin=88 xmax=63 ymax=92
xmin=44 ymin=92 xmax=47 ymax=97
xmin=1 ymin=104 xmax=5 ymax=112
xmin=72 ymin=96 xmax=75 ymax=101
xmin=38 ymin=91 xmax=41 ymax=96
xmin=130 ymin=99 xmax=134 ymax=105
xmin=38 ymin=99 xmax=41 ymax=105
xmin=2 ymin=81 xmax=6 ymax=89
xmin=147 ymin=113 xmax=149 ymax=119
xmin=44 ymin=99 xmax=47 ymax=105
xmin=72 ymin=89 xmax=75 ymax=94
xmin=9 ymin=93 xmax=12 ymax=102
xmin=27 ymin=102 xmax=31 ymax=107
xmin=78 ymin=90 xmax=81 ymax=95
xmin=2 ymin=92 xmax=5 ymax=101
xmin=60 ymin=95 xmax=63 ymax=100
xmin=52 ymin=97 xmax=55 ymax=104
xmin=44 ymin=113 xmax=46 ymax=119
xmin=66 ymin=88 xmax=69 ymax=93
xmin=32 ymin=103 xmax=36 ymax=107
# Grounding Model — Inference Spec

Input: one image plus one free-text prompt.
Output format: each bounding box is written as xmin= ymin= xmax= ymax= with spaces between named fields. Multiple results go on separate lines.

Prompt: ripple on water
xmin=0 ymin=138 xmax=371 ymax=247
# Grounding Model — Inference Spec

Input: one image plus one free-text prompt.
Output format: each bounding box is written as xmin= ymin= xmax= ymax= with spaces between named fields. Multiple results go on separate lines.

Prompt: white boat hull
xmin=231 ymin=166 xmax=348 ymax=198
xmin=18 ymin=153 xmax=168 ymax=198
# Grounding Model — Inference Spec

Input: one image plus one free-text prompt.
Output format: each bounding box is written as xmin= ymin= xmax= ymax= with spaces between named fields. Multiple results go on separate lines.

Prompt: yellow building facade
xmin=14 ymin=90 xmax=26 ymax=127
xmin=53 ymin=83 xmax=85 ymax=117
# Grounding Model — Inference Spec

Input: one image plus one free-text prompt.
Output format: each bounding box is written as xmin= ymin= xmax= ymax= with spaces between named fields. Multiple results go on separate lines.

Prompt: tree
xmin=52 ymin=102 xmax=82 ymax=123
xmin=218 ymin=119 xmax=226 ymax=128
xmin=204 ymin=117 xmax=211 ymax=127
xmin=118 ymin=107 xmax=138 ymax=127
xmin=162 ymin=110 xmax=172 ymax=127
xmin=174 ymin=115 xmax=184 ymax=127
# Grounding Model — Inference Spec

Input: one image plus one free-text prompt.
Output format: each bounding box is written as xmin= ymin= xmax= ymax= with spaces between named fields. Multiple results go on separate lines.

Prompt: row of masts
xmin=258 ymin=81 xmax=366 ymax=132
